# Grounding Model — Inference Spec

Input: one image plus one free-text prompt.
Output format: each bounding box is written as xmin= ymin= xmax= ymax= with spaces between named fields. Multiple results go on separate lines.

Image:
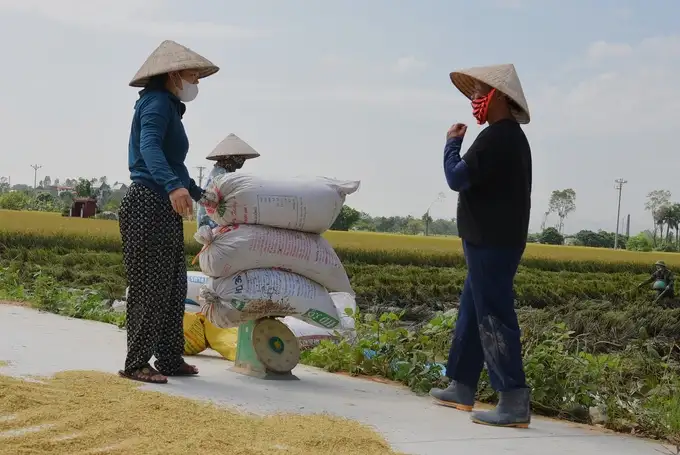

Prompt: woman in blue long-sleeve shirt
xmin=118 ymin=40 xmax=219 ymax=384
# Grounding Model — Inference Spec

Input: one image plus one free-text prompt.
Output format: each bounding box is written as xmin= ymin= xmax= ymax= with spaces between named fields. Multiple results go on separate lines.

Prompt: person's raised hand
xmin=447 ymin=123 xmax=468 ymax=140
xmin=169 ymin=187 xmax=193 ymax=217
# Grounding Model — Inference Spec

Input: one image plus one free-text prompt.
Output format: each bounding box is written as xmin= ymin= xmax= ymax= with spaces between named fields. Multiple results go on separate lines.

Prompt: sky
xmin=0 ymin=0 xmax=678 ymax=234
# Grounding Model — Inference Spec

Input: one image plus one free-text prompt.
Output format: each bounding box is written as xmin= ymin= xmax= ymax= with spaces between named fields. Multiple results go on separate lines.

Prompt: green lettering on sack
xmin=230 ymin=298 xmax=246 ymax=311
xmin=302 ymin=309 xmax=339 ymax=329
xmin=216 ymin=201 xmax=226 ymax=217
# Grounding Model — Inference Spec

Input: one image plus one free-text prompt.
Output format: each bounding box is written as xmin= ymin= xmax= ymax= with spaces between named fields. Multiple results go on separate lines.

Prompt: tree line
xmin=0 ymin=176 xmax=459 ymax=236
xmin=0 ymin=176 xmax=127 ymax=215
xmin=330 ymin=205 xmax=458 ymax=236
xmin=535 ymin=186 xmax=680 ymax=252
xmin=3 ymin=174 xmax=680 ymax=250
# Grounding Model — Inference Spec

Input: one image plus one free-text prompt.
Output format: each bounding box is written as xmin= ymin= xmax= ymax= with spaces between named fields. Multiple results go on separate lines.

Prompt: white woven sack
xmin=124 ymin=270 xmax=208 ymax=311
xmin=193 ymin=224 xmax=353 ymax=294
xmin=204 ymin=173 xmax=360 ymax=234
xmin=280 ymin=292 xmax=357 ymax=350
xmin=200 ymin=269 xmax=342 ymax=329
xmin=186 ymin=271 xmax=209 ymax=306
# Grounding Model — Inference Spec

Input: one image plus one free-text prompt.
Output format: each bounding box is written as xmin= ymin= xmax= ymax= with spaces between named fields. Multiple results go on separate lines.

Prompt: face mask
xmin=174 ymin=76 xmax=199 ymax=102
xmin=471 ymin=88 xmax=496 ymax=125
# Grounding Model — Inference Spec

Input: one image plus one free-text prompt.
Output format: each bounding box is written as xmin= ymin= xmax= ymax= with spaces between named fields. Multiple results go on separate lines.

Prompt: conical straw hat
xmin=129 ymin=40 xmax=219 ymax=88
xmin=450 ymin=63 xmax=530 ymax=124
xmin=206 ymin=133 xmax=261 ymax=160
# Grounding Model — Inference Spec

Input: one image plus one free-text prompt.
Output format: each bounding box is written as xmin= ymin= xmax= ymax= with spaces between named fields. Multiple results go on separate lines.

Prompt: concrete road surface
xmin=0 ymin=305 xmax=672 ymax=455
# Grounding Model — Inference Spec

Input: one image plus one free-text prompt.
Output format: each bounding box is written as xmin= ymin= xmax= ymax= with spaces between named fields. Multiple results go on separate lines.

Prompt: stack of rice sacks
xmin=195 ymin=172 xmax=360 ymax=349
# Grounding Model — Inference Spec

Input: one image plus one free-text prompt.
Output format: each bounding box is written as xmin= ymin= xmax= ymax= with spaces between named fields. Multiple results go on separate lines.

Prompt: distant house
xmin=69 ymin=197 xmax=97 ymax=218
xmin=54 ymin=185 xmax=75 ymax=196
xmin=111 ymin=182 xmax=128 ymax=192
xmin=44 ymin=185 xmax=75 ymax=197
xmin=90 ymin=181 xmax=128 ymax=193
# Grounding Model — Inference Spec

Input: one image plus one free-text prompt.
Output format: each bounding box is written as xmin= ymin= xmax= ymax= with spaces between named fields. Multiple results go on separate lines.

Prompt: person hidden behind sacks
xmin=196 ymin=133 xmax=261 ymax=230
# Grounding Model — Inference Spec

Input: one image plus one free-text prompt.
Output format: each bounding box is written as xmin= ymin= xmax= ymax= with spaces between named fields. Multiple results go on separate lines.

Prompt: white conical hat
xmin=129 ymin=40 xmax=219 ymax=88
xmin=206 ymin=133 xmax=261 ymax=160
xmin=450 ymin=63 xmax=530 ymax=124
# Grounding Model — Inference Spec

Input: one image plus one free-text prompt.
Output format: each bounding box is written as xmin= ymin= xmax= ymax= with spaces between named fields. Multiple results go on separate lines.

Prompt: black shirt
xmin=457 ymin=119 xmax=532 ymax=247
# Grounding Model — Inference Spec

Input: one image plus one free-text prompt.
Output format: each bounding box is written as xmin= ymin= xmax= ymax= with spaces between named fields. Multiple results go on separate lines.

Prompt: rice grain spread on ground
xmin=0 ymin=369 xmax=402 ymax=455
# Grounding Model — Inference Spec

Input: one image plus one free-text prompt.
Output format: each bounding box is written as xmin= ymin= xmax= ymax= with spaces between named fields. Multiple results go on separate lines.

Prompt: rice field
xmin=0 ymin=209 xmax=677 ymax=266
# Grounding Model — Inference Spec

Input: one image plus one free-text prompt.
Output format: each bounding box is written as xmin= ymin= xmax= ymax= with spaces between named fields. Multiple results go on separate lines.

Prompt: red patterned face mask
xmin=471 ymin=88 xmax=496 ymax=125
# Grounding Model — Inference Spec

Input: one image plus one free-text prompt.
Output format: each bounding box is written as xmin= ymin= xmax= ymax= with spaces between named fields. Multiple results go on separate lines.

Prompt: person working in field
xmin=638 ymin=260 xmax=675 ymax=300
xmin=196 ymin=134 xmax=260 ymax=230
xmin=430 ymin=64 xmax=533 ymax=428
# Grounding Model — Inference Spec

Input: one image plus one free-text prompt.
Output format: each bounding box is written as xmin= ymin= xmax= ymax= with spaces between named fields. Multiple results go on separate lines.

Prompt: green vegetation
xmin=1 ymin=227 xmax=679 ymax=444
xmin=303 ymin=309 xmax=680 ymax=443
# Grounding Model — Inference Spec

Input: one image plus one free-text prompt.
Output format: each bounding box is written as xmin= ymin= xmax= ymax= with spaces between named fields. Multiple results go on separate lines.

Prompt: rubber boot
xmin=471 ymin=388 xmax=531 ymax=428
xmin=429 ymin=381 xmax=476 ymax=412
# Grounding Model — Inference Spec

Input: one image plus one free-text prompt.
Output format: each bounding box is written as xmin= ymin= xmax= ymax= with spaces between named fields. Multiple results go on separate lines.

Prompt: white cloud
xmin=534 ymin=35 xmax=680 ymax=137
xmin=526 ymin=35 xmax=680 ymax=233
xmin=612 ymin=7 xmax=632 ymax=20
xmin=394 ymin=56 xmax=427 ymax=73
xmin=211 ymin=76 xmax=458 ymax=112
xmin=319 ymin=54 xmax=428 ymax=76
xmin=0 ymin=0 xmax=267 ymax=38
xmin=494 ymin=0 xmax=525 ymax=9
xmin=319 ymin=54 xmax=348 ymax=68
xmin=586 ymin=41 xmax=633 ymax=61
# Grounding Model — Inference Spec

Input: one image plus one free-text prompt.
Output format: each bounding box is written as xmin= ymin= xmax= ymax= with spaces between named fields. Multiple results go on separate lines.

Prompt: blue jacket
xmin=128 ymin=89 xmax=202 ymax=201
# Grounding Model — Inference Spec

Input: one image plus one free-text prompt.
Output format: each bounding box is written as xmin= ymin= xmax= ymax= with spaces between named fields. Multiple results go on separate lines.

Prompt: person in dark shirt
xmin=638 ymin=260 xmax=675 ymax=300
xmin=430 ymin=64 xmax=533 ymax=428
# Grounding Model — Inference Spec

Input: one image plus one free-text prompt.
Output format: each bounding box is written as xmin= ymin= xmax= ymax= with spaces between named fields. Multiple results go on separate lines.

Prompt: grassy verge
xmin=0 ymin=267 xmax=125 ymax=327
xmin=301 ymin=310 xmax=680 ymax=444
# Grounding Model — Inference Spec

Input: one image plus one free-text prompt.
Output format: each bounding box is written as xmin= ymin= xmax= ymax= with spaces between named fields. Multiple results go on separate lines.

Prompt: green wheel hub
xmin=230 ymin=318 xmax=300 ymax=380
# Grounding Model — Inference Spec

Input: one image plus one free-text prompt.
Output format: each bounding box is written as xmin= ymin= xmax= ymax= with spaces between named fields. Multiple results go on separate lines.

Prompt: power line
xmin=614 ymin=178 xmax=628 ymax=249
xmin=30 ymin=164 xmax=43 ymax=189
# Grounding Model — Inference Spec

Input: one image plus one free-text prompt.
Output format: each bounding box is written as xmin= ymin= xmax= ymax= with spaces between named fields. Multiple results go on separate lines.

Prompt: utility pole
xmin=540 ymin=211 xmax=550 ymax=231
xmin=30 ymin=164 xmax=42 ymax=189
xmin=614 ymin=178 xmax=627 ymax=249
xmin=424 ymin=192 xmax=446 ymax=236
xmin=193 ymin=166 xmax=208 ymax=219
xmin=195 ymin=166 xmax=207 ymax=188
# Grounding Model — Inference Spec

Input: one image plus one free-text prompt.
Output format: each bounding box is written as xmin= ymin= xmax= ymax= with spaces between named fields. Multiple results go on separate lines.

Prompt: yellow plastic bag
xmin=183 ymin=312 xmax=208 ymax=356
xmin=204 ymin=320 xmax=238 ymax=361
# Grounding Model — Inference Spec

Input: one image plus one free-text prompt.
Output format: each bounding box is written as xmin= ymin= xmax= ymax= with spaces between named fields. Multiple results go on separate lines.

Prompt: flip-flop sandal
xmin=118 ymin=366 xmax=168 ymax=384
xmin=155 ymin=360 xmax=199 ymax=377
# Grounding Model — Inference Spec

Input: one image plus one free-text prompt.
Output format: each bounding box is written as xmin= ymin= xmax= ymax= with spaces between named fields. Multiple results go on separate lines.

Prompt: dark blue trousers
xmin=446 ymin=240 xmax=527 ymax=392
